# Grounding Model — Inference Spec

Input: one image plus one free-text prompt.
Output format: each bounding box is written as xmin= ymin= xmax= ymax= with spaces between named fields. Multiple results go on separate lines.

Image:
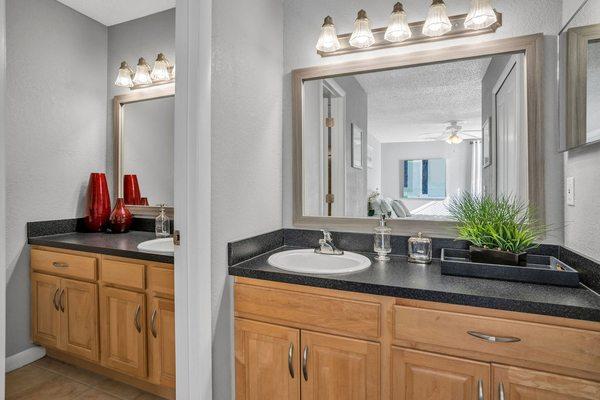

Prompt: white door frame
xmin=174 ymin=0 xmax=212 ymax=398
xmin=0 ymin=0 xmax=7 ymax=393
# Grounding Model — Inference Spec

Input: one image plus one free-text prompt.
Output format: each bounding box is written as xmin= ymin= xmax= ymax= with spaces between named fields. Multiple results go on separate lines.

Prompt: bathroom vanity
xmin=28 ymin=228 xmax=175 ymax=399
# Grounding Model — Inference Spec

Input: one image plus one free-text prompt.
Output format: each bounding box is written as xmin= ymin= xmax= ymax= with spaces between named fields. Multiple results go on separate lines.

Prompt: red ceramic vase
xmin=140 ymin=197 xmax=149 ymax=206
xmin=109 ymin=198 xmax=133 ymax=233
xmin=84 ymin=173 xmax=111 ymax=232
xmin=123 ymin=174 xmax=141 ymax=205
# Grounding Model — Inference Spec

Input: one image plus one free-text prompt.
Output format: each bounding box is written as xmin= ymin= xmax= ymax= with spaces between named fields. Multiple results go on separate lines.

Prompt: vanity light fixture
xmin=114 ymin=61 xmax=134 ymax=88
xmin=150 ymin=53 xmax=172 ymax=82
xmin=422 ymin=0 xmax=452 ymax=37
xmin=132 ymin=57 xmax=153 ymax=86
xmin=464 ymin=0 xmax=497 ymax=30
xmin=316 ymin=16 xmax=342 ymax=53
xmin=349 ymin=10 xmax=375 ymax=49
xmin=384 ymin=3 xmax=412 ymax=43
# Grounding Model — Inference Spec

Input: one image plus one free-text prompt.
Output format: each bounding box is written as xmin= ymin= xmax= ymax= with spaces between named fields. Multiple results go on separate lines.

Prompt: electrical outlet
xmin=566 ymin=177 xmax=575 ymax=206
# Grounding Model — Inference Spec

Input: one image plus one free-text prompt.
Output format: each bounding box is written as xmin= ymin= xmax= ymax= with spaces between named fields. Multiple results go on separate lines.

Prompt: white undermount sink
xmin=137 ymin=238 xmax=175 ymax=255
xmin=267 ymin=249 xmax=371 ymax=275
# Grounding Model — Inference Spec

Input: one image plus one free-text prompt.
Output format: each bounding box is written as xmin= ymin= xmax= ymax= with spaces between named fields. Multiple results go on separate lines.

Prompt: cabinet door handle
xmin=150 ymin=309 xmax=158 ymax=338
xmin=52 ymin=288 xmax=60 ymax=311
xmin=134 ymin=305 xmax=142 ymax=333
xmin=52 ymin=262 xmax=68 ymax=268
xmin=468 ymin=331 xmax=521 ymax=343
xmin=477 ymin=379 xmax=484 ymax=400
xmin=498 ymin=382 xmax=505 ymax=400
xmin=288 ymin=343 xmax=294 ymax=379
xmin=59 ymin=289 xmax=65 ymax=312
xmin=302 ymin=346 xmax=309 ymax=381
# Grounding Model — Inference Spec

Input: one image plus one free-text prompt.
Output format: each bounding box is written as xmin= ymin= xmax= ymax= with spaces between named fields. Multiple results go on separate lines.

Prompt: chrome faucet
xmin=315 ymin=229 xmax=344 ymax=255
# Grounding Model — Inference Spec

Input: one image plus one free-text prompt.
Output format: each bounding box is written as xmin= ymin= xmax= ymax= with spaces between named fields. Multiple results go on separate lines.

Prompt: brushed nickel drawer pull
xmin=302 ymin=346 xmax=309 ymax=381
xmin=59 ymin=289 xmax=65 ymax=312
xmin=52 ymin=262 xmax=68 ymax=268
xmin=468 ymin=331 xmax=521 ymax=343
xmin=134 ymin=305 xmax=142 ymax=333
xmin=477 ymin=379 xmax=484 ymax=400
xmin=150 ymin=309 xmax=158 ymax=338
xmin=53 ymin=288 xmax=60 ymax=311
xmin=498 ymin=382 xmax=505 ymax=400
xmin=288 ymin=343 xmax=294 ymax=379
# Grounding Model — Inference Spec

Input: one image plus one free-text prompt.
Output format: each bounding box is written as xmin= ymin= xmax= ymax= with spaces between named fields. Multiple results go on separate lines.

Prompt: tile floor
xmin=6 ymin=357 xmax=166 ymax=400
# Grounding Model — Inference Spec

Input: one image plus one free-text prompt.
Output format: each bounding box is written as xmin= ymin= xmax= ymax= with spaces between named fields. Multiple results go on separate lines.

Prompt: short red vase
xmin=84 ymin=173 xmax=111 ymax=232
xmin=109 ymin=198 xmax=133 ymax=233
xmin=140 ymin=197 xmax=149 ymax=206
xmin=123 ymin=174 xmax=141 ymax=205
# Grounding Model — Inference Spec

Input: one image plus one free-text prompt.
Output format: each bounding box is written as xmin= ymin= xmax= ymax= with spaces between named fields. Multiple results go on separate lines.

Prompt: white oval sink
xmin=137 ymin=238 xmax=174 ymax=255
xmin=267 ymin=249 xmax=371 ymax=275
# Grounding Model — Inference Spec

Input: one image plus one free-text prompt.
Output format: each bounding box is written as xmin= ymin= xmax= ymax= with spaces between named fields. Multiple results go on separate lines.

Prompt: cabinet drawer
xmin=147 ymin=266 xmax=174 ymax=297
xmin=235 ymin=283 xmax=380 ymax=339
xmin=101 ymin=259 xmax=145 ymax=290
xmin=393 ymin=305 xmax=600 ymax=375
xmin=31 ymin=248 xmax=97 ymax=281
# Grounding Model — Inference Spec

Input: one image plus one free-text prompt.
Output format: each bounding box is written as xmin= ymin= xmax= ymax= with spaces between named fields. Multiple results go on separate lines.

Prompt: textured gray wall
xmin=6 ymin=0 xmax=108 ymax=357
xmin=211 ymin=0 xmax=283 ymax=397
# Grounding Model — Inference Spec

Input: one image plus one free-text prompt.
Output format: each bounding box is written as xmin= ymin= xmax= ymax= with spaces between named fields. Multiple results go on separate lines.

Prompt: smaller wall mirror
xmin=559 ymin=0 xmax=600 ymax=150
xmin=114 ymin=84 xmax=175 ymax=216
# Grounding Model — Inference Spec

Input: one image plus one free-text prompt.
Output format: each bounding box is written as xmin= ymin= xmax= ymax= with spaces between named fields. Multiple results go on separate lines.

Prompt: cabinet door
xmin=60 ymin=278 xmax=99 ymax=361
xmin=31 ymin=273 xmax=61 ymax=348
xmin=301 ymin=331 xmax=380 ymax=400
xmin=392 ymin=347 xmax=490 ymax=400
xmin=99 ymin=287 xmax=147 ymax=378
xmin=235 ymin=318 xmax=300 ymax=400
xmin=148 ymin=297 xmax=176 ymax=388
xmin=493 ymin=365 xmax=600 ymax=400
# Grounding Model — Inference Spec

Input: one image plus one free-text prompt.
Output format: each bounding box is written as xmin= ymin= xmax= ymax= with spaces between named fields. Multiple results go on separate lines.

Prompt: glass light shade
xmin=422 ymin=0 xmax=452 ymax=37
xmin=132 ymin=58 xmax=152 ymax=85
xmin=151 ymin=53 xmax=171 ymax=81
xmin=316 ymin=16 xmax=341 ymax=52
xmin=114 ymin=62 xmax=133 ymax=87
xmin=446 ymin=134 xmax=464 ymax=144
xmin=384 ymin=3 xmax=412 ymax=43
xmin=464 ymin=0 xmax=497 ymax=30
xmin=349 ymin=10 xmax=375 ymax=49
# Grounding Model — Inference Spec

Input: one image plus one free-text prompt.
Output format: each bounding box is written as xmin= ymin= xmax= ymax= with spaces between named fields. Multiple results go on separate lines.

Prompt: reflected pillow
xmin=391 ymin=199 xmax=411 ymax=218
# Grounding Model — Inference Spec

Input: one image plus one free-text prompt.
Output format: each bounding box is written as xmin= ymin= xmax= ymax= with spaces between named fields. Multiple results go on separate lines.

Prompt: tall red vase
xmin=123 ymin=174 xmax=141 ymax=205
xmin=84 ymin=173 xmax=111 ymax=232
xmin=109 ymin=198 xmax=133 ymax=233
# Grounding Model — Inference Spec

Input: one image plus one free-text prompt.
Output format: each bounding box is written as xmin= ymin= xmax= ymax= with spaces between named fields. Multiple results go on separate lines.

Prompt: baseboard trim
xmin=6 ymin=346 xmax=46 ymax=372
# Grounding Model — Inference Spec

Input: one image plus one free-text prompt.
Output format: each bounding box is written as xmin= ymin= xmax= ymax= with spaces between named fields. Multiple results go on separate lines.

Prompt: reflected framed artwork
xmin=352 ymin=123 xmax=363 ymax=169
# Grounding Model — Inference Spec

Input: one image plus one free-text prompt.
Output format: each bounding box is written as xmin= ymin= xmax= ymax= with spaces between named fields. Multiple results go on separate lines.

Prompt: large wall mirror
xmin=114 ymin=84 xmax=175 ymax=216
xmin=559 ymin=0 xmax=600 ymax=150
xmin=293 ymin=35 xmax=544 ymax=234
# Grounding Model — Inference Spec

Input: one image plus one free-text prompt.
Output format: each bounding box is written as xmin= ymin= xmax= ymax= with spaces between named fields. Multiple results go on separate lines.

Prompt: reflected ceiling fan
xmin=419 ymin=121 xmax=481 ymax=144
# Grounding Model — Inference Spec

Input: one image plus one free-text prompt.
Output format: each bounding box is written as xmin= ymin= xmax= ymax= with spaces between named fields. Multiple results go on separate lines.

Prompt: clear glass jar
xmin=374 ymin=215 xmax=391 ymax=261
xmin=408 ymin=232 xmax=432 ymax=264
xmin=155 ymin=205 xmax=170 ymax=238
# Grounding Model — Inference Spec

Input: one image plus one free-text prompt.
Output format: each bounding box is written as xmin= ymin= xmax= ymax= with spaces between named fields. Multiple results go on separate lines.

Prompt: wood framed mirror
xmin=292 ymin=34 xmax=544 ymax=236
xmin=114 ymin=84 xmax=175 ymax=217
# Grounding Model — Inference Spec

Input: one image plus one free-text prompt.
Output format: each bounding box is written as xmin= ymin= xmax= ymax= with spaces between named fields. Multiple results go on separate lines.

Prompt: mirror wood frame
xmin=292 ymin=34 xmax=544 ymax=236
xmin=114 ymin=84 xmax=175 ymax=217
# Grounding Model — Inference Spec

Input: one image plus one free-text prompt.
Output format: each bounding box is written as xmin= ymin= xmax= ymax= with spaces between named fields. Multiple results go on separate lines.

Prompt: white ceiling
xmin=55 ymin=0 xmax=175 ymax=26
xmin=354 ymin=57 xmax=492 ymax=143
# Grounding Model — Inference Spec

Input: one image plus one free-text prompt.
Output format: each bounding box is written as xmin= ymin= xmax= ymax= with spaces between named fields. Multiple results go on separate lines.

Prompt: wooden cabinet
xmin=31 ymin=273 xmax=61 ymax=348
xmin=392 ymin=348 xmax=490 ymax=400
xmin=492 ymin=365 xmax=600 ymax=400
xmin=60 ymin=278 xmax=99 ymax=361
xmin=99 ymin=286 xmax=147 ymax=378
xmin=235 ymin=318 xmax=300 ymax=400
xmin=148 ymin=297 xmax=176 ymax=388
xmin=301 ymin=331 xmax=380 ymax=400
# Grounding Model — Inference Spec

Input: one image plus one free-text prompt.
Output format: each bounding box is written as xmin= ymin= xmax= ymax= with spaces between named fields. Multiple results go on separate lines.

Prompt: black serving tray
xmin=440 ymin=249 xmax=580 ymax=287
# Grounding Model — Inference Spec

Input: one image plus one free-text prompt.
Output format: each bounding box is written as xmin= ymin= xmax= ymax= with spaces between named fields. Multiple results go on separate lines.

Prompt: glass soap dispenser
xmin=408 ymin=232 xmax=432 ymax=264
xmin=374 ymin=214 xmax=391 ymax=261
xmin=155 ymin=204 xmax=170 ymax=238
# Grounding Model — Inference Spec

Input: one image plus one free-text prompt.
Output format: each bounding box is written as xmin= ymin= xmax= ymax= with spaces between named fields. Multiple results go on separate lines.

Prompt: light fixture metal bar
xmin=318 ymin=10 xmax=502 ymax=57
xmin=130 ymin=77 xmax=175 ymax=91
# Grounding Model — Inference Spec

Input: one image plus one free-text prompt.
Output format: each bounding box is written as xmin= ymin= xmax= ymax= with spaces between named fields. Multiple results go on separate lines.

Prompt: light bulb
xmin=349 ymin=10 xmax=375 ymax=49
xmin=385 ymin=3 xmax=412 ymax=43
xmin=114 ymin=61 xmax=133 ymax=87
xmin=464 ymin=0 xmax=497 ymax=30
xmin=151 ymin=53 xmax=171 ymax=81
xmin=316 ymin=16 xmax=341 ymax=52
xmin=132 ymin=57 xmax=152 ymax=86
xmin=446 ymin=134 xmax=463 ymax=144
xmin=422 ymin=0 xmax=452 ymax=37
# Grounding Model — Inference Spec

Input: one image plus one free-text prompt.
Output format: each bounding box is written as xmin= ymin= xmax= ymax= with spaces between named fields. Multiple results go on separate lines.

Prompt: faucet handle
xmin=321 ymin=229 xmax=332 ymax=242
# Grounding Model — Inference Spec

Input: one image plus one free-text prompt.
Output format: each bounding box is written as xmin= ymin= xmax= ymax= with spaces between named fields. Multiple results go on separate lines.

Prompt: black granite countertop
xmin=29 ymin=231 xmax=174 ymax=264
xmin=229 ymin=246 xmax=600 ymax=322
